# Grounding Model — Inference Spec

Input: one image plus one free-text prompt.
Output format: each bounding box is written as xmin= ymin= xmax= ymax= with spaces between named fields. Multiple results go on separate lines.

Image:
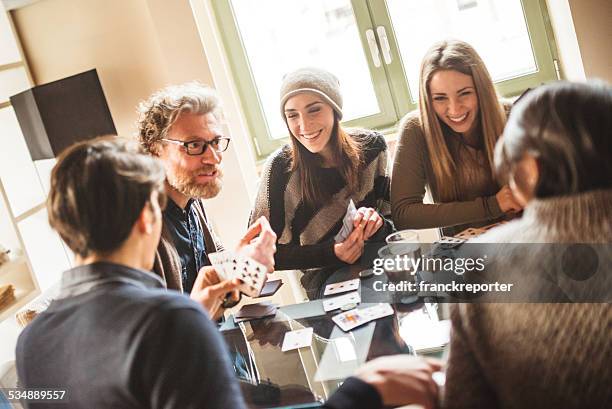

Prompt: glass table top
xmin=221 ymin=301 xmax=414 ymax=408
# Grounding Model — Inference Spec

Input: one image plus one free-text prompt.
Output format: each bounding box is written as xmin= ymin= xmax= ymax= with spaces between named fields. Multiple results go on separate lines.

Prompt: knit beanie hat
xmin=280 ymin=67 xmax=343 ymax=120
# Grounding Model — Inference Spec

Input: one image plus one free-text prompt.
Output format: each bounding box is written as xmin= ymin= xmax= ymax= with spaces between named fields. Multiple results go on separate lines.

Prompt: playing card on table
xmin=332 ymin=303 xmax=394 ymax=332
xmin=334 ymin=199 xmax=357 ymax=243
xmin=324 ymin=278 xmax=360 ymax=296
xmin=322 ymin=291 xmax=361 ymax=312
xmin=281 ymin=327 xmax=314 ymax=352
xmin=438 ymin=236 xmax=466 ymax=245
xmin=209 ymin=250 xmax=267 ymax=297
xmin=359 ymin=303 xmax=394 ymax=321
xmin=454 ymin=227 xmax=487 ymax=240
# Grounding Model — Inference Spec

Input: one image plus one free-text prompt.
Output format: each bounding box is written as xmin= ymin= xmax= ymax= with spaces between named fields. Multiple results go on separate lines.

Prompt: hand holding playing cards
xmin=356 ymin=355 xmax=443 ymax=409
xmin=190 ymin=266 xmax=241 ymax=320
xmin=353 ymin=207 xmax=384 ymax=240
xmin=237 ymin=216 xmax=277 ymax=273
xmin=334 ymin=225 xmax=365 ymax=264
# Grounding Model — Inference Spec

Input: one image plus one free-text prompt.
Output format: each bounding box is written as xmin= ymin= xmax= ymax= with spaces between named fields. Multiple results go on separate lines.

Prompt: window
xmin=213 ymin=0 xmax=559 ymax=159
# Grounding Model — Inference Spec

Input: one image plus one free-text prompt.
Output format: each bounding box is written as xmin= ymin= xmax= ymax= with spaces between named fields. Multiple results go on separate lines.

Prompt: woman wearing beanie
xmin=250 ymin=67 xmax=393 ymax=291
xmin=391 ymin=39 xmax=522 ymax=236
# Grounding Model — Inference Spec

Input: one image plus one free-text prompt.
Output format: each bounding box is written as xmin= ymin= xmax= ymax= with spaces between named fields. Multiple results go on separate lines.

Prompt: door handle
xmin=365 ymin=28 xmax=382 ymax=68
xmin=377 ymin=26 xmax=393 ymax=65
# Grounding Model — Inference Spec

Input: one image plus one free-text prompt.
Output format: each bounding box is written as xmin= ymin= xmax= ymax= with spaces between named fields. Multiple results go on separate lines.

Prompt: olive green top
xmin=391 ymin=110 xmax=507 ymax=236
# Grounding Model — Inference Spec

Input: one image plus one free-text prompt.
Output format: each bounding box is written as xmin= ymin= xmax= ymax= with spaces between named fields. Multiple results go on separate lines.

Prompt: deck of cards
xmin=332 ymin=303 xmax=394 ymax=332
xmin=209 ymin=250 xmax=267 ymax=297
xmin=334 ymin=199 xmax=357 ymax=243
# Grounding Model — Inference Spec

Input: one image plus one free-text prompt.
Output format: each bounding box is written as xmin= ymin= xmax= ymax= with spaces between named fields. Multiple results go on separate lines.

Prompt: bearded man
xmin=137 ymin=83 xmax=276 ymax=319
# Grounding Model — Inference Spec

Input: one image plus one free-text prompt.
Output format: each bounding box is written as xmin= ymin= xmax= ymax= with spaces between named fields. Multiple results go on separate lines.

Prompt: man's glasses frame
xmin=161 ymin=137 xmax=231 ymax=156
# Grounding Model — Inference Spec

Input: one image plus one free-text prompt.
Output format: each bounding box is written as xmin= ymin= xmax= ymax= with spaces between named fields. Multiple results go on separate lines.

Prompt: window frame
xmin=212 ymin=0 xmax=560 ymax=161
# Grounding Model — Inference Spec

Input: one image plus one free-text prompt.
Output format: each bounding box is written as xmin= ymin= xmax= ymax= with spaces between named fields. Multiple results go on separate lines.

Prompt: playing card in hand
xmin=209 ymin=250 xmax=268 ymax=297
xmin=334 ymin=199 xmax=357 ymax=243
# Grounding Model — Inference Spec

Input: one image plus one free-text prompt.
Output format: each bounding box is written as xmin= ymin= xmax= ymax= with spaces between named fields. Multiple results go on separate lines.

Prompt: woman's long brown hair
xmin=419 ymin=39 xmax=507 ymax=201
xmin=288 ymin=115 xmax=362 ymax=208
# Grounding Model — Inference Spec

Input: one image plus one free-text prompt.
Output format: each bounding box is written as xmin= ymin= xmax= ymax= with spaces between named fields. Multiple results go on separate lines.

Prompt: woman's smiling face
xmin=284 ymin=92 xmax=335 ymax=154
xmin=429 ymin=69 xmax=480 ymax=135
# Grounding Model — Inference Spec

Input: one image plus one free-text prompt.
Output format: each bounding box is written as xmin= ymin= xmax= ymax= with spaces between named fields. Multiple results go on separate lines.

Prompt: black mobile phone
xmin=259 ymin=279 xmax=283 ymax=297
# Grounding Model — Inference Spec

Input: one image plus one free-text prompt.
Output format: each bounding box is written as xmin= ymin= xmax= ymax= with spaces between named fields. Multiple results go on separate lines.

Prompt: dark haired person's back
xmin=17 ymin=263 xmax=243 ymax=408
xmin=443 ymin=81 xmax=612 ymax=409
xmin=15 ymin=137 xmax=245 ymax=409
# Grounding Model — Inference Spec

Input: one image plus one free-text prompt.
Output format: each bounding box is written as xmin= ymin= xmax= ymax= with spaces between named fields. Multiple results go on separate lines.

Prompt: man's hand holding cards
xmin=209 ymin=250 xmax=268 ymax=297
xmin=237 ymin=216 xmax=277 ymax=273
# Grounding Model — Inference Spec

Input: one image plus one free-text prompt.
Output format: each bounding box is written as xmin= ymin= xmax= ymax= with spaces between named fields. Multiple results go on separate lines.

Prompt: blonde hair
xmin=136 ymin=82 xmax=221 ymax=154
xmin=419 ymin=39 xmax=506 ymax=201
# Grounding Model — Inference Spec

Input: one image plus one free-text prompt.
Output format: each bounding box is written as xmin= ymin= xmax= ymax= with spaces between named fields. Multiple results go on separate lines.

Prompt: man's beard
xmin=167 ymin=165 xmax=223 ymax=199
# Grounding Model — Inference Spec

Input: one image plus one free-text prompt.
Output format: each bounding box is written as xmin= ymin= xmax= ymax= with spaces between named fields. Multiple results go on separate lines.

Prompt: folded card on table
xmin=324 ymin=278 xmax=360 ymax=296
xmin=282 ymin=327 xmax=314 ymax=352
xmin=332 ymin=303 xmax=394 ymax=332
xmin=322 ymin=291 xmax=361 ymax=312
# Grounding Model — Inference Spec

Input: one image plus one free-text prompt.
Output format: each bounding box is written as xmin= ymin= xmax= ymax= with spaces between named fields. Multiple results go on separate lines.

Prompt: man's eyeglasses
xmin=161 ymin=137 xmax=231 ymax=156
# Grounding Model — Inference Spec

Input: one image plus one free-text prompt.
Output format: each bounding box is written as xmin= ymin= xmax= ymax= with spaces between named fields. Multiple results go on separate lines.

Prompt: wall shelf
xmin=0 ymin=255 xmax=38 ymax=322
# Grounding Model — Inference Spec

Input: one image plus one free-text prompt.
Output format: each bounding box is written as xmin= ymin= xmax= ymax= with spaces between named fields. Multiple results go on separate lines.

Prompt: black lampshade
xmin=10 ymin=69 xmax=117 ymax=160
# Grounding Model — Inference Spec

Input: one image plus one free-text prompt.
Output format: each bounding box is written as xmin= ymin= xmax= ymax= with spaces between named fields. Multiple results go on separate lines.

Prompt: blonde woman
xmin=391 ymin=40 xmax=521 ymax=236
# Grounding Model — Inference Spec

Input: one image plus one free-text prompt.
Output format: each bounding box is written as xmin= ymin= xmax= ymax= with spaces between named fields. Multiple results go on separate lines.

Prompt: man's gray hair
xmin=137 ymin=82 xmax=221 ymax=154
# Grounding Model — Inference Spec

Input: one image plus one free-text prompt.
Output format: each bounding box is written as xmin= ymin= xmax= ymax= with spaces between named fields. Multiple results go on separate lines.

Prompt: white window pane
xmin=34 ymin=158 xmax=57 ymax=196
xmin=0 ymin=188 xmax=21 ymax=251
xmin=0 ymin=107 xmax=46 ymax=217
xmin=18 ymin=208 xmax=71 ymax=292
xmin=0 ymin=66 xmax=30 ymax=103
xmin=0 ymin=8 xmax=21 ymax=65
xmin=231 ymin=0 xmax=379 ymax=139
xmin=387 ymin=0 xmax=537 ymax=101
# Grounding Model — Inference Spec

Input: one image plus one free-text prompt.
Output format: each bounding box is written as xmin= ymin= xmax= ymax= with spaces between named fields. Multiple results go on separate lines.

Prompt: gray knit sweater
xmin=444 ymin=189 xmax=612 ymax=409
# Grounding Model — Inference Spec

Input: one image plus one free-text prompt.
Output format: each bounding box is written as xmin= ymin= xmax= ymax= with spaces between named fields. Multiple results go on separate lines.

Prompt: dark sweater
xmin=250 ymin=130 xmax=393 ymax=271
xmin=16 ymin=262 xmax=246 ymax=409
xmin=153 ymin=199 xmax=223 ymax=293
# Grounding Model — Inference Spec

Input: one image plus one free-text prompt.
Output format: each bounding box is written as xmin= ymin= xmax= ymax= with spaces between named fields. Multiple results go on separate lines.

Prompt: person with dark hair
xmin=16 ymin=137 xmax=247 ymax=408
xmin=442 ymin=80 xmax=612 ymax=409
xmin=137 ymin=83 xmax=276 ymax=319
xmin=250 ymin=67 xmax=394 ymax=295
